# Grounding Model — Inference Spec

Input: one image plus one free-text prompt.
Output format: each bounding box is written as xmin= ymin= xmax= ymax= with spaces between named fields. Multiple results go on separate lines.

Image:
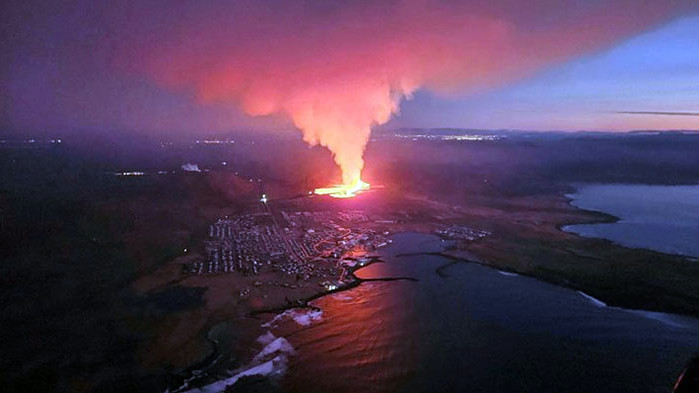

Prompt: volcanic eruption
xmin=128 ymin=0 xmax=693 ymax=196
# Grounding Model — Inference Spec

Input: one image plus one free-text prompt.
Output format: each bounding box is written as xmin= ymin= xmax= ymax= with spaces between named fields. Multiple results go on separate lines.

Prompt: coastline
xmin=562 ymin=185 xmax=699 ymax=260
xmin=420 ymin=188 xmax=699 ymax=317
xmin=172 ymin=253 xmax=420 ymax=392
xmin=162 ymin=186 xmax=699 ymax=392
xmin=178 ymin=224 xmax=699 ymax=393
xmin=404 ymin=244 xmax=699 ymax=318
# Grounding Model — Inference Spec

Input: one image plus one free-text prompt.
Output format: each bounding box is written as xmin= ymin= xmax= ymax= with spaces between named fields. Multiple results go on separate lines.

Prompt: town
xmin=434 ymin=224 xmax=491 ymax=241
xmin=182 ymin=206 xmax=391 ymax=291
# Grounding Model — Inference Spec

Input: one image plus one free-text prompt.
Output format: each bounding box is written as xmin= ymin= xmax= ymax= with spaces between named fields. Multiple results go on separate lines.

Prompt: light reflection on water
xmin=273 ymin=279 xmax=419 ymax=393
xmin=270 ymin=233 xmax=699 ymax=393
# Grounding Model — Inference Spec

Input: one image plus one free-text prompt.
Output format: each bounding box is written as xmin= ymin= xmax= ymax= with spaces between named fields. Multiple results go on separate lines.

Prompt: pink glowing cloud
xmin=130 ymin=0 xmax=695 ymax=183
xmin=9 ymin=0 xmax=694 ymax=182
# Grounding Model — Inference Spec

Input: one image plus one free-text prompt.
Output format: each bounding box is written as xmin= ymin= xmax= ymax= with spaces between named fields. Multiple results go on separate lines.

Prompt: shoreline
xmin=174 ymin=221 xmax=699 ymax=392
xmin=561 ymin=187 xmax=699 ymax=260
xmin=168 ymin=186 xmax=699 ymax=392
xmin=174 ymin=253 xmax=420 ymax=392
xmin=398 ymin=244 xmax=699 ymax=318
xmin=402 ymin=244 xmax=698 ymax=328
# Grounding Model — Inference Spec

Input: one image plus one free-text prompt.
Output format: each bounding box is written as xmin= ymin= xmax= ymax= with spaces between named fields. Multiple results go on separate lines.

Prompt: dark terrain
xmin=1 ymin=130 xmax=698 ymax=392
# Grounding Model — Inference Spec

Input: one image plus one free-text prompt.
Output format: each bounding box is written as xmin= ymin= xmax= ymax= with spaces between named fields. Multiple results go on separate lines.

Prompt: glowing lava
xmin=314 ymin=179 xmax=370 ymax=199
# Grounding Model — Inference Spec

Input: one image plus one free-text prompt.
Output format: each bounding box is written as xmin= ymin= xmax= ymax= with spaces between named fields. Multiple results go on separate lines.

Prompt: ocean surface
xmin=563 ymin=184 xmax=699 ymax=258
xmin=251 ymin=233 xmax=699 ymax=393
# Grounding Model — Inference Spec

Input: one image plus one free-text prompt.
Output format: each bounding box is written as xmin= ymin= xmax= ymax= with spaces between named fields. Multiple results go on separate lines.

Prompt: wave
xmin=625 ymin=310 xmax=687 ymax=329
xmin=257 ymin=330 xmax=276 ymax=345
xmin=577 ymin=291 xmax=687 ymax=328
xmin=577 ymin=291 xmax=607 ymax=307
xmin=183 ymin=355 xmax=286 ymax=393
xmin=184 ymin=309 xmax=325 ymax=392
xmin=262 ymin=308 xmax=323 ymax=328
xmin=261 ymin=312 xmax=286 ymax=328
xmin=497 ymin=270 xmax=518 ymax=277
xmin=292 ymin=309 xmax=323 ymax=326
xmin=330 ymin=292 xmax=353 ymax=301
xmin=253 ymin=336 xmax=295 ymax=363
xmin=183 ymin=332 xmax=294 ymax=393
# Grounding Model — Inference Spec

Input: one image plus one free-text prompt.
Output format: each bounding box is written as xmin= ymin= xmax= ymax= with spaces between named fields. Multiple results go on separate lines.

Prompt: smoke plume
xmin=127 ymin=0 xmax=692 ymax=184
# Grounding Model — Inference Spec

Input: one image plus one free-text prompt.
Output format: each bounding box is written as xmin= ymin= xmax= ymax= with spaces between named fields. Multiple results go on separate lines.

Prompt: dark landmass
xmin=2 ymin=130 xmax=699 ymax=392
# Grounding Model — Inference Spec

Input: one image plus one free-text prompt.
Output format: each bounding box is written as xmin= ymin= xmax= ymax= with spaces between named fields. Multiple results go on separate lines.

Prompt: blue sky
xmin=389 ymin=16 xmax=699 ymax=131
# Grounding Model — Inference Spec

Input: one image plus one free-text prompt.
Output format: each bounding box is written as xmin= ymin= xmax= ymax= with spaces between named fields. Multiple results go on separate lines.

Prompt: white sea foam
xmin=331 ymin=292 xmax=352 ymax=301
xmin=261 ymin=308 xmax=323 ymax=328
xmin=497 ymin=270 xmax=518 ymax=277
xmin=184 ymin=355 xmax=286 ymax=393
xmin=577 ymin=291 xmax=607 ymax=307
xmin=183 ymin=333 xmax=295 ymax=393
xmin=261 ymin=310 xmax=291 ymax=328
xmin=253 ymin=337 xmax=295 ymax=362
xmin=625 ymin=310 xmax=687 ymax=329
xmin=293 ymin=309 xmax=323 ymax=326
xmin=256 ymin=331 xmax=276 ymax=345
xmin=576 ymin=291 xmax=687 ymax=328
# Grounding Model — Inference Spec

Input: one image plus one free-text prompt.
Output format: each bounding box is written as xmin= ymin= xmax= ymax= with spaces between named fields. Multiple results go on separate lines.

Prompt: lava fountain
xmin=314 ymin=178 xmax=370 ymax=199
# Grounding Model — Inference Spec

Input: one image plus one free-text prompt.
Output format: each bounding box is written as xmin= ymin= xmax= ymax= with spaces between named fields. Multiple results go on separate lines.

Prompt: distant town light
xmin=260 ymin=194 xmax=268 ymax=203
xmin=115 ymin=171 xmax=145 ymax=176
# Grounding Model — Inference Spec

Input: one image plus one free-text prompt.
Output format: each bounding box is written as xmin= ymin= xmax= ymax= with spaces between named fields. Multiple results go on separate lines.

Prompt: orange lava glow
xmin=314 ymin=179 xmax=370 ymax=199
